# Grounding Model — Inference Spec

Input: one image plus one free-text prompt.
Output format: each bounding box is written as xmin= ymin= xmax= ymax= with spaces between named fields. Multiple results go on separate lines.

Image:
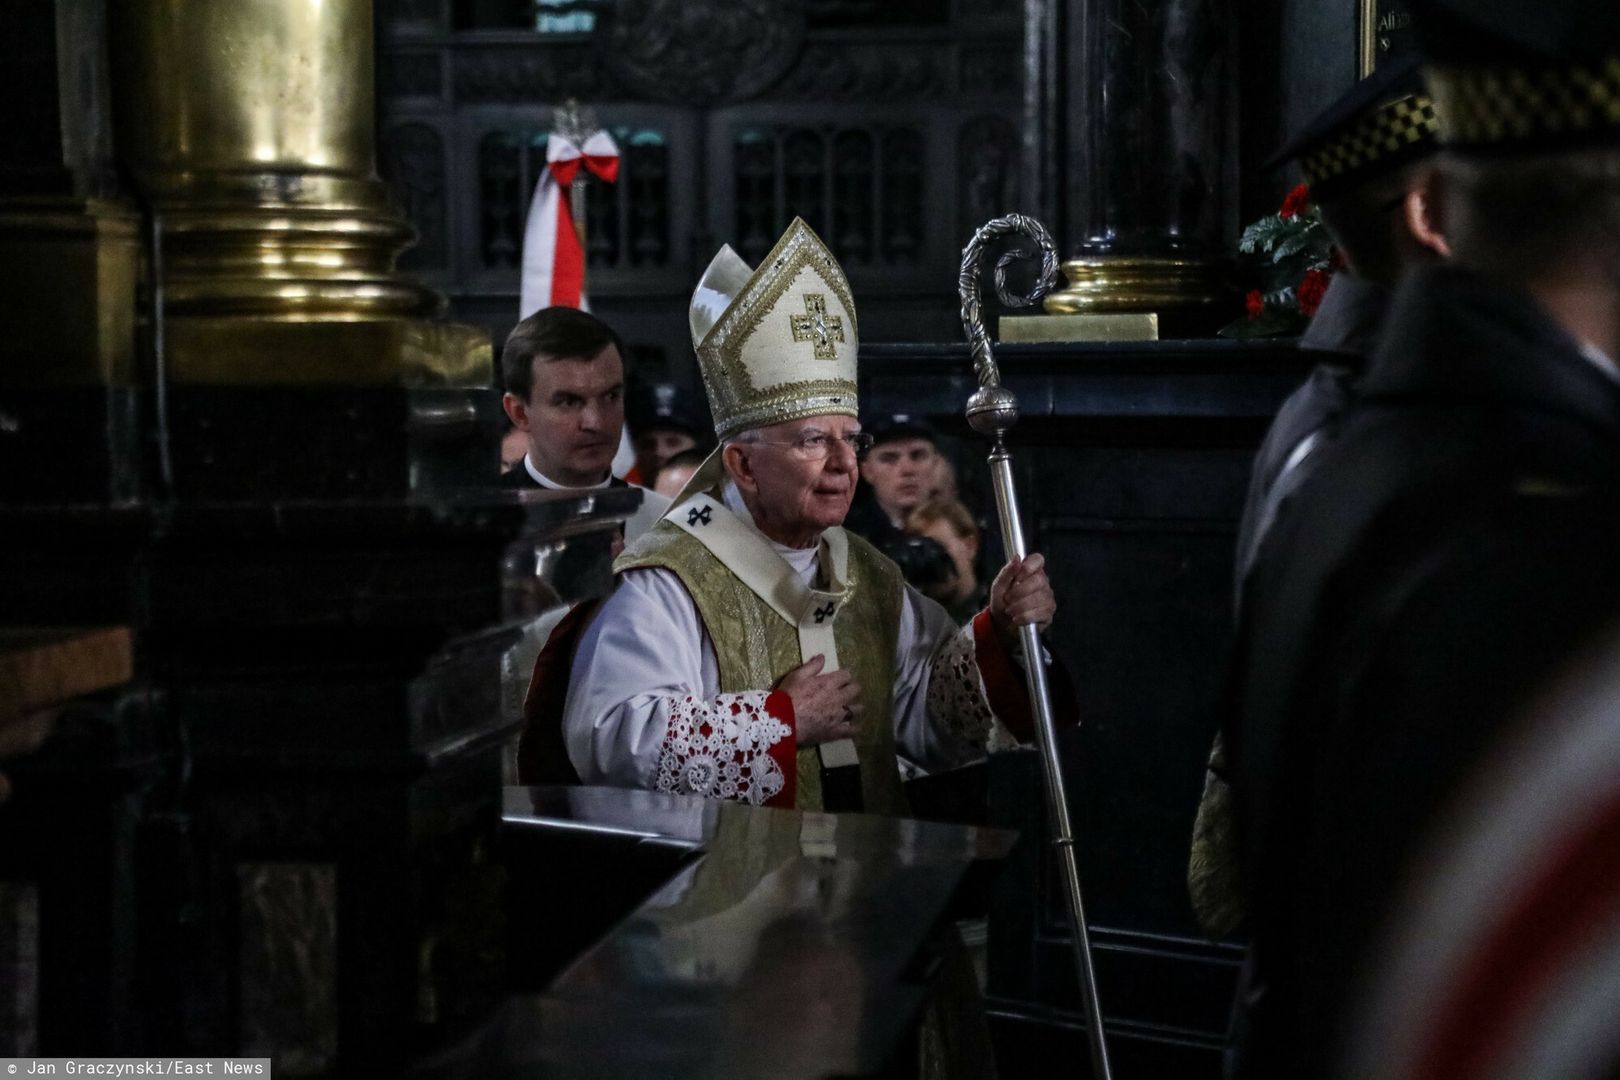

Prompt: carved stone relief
xmin=777 ymin=45 xmax=947 ymax=101
xmin=379 ymin=0 xmax=446 ymax=33
xmin=808 ymin=0 xmax=950 ymax=23
xmin=377 ymin=0 xmax=1025 ymax=344
xmin=596 ymin=0 xmax=807 ymax=104
xmin=454 ymin=46 xmax=609 ymax=104
xmin=380 ymin=51 xmax=444 ymax=99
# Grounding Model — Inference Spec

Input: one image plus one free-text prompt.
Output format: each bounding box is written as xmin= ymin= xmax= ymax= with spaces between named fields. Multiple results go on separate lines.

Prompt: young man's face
xmin=859 ymin=437 xmax=938 ymax=522
xmin=632 ymin=427 xmax=699 ymax=482
xmin=502 ymin=343 xmax=625 ymax=487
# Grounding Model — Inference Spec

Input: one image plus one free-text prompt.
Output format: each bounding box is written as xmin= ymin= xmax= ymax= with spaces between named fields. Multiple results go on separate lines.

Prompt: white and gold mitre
xmin=688 ymin=217 xmax=858 ymax=441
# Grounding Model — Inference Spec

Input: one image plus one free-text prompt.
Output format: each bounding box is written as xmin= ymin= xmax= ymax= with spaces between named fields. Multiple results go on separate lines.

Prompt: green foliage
xmin=1221 ymin=193 xmax=1338 ymax=340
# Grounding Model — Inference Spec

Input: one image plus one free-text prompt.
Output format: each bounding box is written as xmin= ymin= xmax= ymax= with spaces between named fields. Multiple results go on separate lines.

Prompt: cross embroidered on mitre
xmin=789 ymin=294 xmax=846 ymax=360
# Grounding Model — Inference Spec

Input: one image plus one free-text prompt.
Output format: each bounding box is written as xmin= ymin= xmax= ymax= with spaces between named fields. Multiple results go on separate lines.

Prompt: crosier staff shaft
xmin=958 ymin=214 xmax=1112 ymax=1080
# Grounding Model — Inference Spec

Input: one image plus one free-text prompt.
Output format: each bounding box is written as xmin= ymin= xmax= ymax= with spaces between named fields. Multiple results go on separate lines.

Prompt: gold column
xmin=1042 ymin=256 xmax=1225 ymax=322
xmin=106 ymin=0 xmax=488 ymax=386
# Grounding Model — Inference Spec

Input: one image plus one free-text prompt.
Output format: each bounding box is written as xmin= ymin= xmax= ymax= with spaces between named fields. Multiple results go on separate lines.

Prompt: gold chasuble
xmin=617 ymin=492 xmax=910 ymax=816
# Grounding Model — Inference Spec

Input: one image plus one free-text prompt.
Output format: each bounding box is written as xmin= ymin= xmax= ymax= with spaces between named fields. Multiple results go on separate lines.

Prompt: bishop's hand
xmin=989 ymin=552 xmax=1056 ymax=650
xmin=776 ymin=654 xmax=862 ymax=747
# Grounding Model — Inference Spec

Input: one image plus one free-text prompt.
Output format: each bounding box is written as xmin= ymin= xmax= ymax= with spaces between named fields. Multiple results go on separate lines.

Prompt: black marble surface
xmin=0 ymin=432 xmax=639 ymax=1062
xmin=462 ymin=786 xmax=1017 ymax=1080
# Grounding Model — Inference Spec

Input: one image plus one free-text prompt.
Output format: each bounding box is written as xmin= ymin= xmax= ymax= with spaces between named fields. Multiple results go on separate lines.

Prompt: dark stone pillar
xmin=1027 ymin=0 xmax=1237 ymax=331
xmin=0 ymin=1 xmax=613 ymax=1069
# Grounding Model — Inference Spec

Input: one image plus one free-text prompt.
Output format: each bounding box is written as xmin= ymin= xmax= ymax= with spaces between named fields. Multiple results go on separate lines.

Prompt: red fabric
xmin=762 ymin=689 xmax=797 ymax=809
xmin=517 ymin=602 xmax=601 ymax=785
xmin=548 ymin=154 xmax=620 ymax=187
xmin=971 ymin=609 xmax=1080 ymax=741
xmin=543 ymin=154 xmax=617 ymax=309
xmin=1410 ymin=788 xmax=1620 ymax=1080
xmin=549 ymin=183 xmax=584 ymax=309
xmin=622 ymin=464 xmax=644 ymax=487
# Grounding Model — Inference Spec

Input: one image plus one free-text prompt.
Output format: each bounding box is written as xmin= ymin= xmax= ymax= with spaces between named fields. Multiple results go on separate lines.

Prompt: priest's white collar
xmin=523 ymin=454 xmax=613 ymax=491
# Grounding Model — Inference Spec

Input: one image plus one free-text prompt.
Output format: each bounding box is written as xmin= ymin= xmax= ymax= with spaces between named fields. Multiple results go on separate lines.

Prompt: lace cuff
xmin=654 ymin=690 xmax=797 ymax=807
xmin=926 ymin=625 xmax=999 ymax=759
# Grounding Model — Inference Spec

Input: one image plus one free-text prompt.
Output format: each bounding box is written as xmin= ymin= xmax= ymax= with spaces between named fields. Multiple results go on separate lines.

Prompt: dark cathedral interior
xmin=5 ymin=0 xmax=1620 ymax=1076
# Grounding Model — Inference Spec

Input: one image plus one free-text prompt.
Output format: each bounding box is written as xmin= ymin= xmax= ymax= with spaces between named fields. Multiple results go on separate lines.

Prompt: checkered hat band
xmin=1301 ymin=93 xmax=1441 ymax=189
xmin=1430 ymin=58 xmax=1620 ymax=148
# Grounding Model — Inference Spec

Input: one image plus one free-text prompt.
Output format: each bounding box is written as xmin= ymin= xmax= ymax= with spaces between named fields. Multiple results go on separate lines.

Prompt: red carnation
xmin=1297 ymin=269 xmax=1331 ymax=317
xmin=1245 ymin=290 xmax=1265 ymax=320
xmin=1279 ymin=183 xmax=1310 ymax=219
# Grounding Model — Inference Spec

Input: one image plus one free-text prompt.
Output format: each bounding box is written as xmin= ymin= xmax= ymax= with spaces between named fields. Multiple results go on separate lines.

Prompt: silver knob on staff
xmin=959 ymin=214 xmax=1112 ymax=1080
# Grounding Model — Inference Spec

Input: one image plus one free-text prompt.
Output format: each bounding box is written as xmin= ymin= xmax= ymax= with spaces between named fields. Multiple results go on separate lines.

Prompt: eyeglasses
xmin=744 ymin=431 xmax=877 ymax=461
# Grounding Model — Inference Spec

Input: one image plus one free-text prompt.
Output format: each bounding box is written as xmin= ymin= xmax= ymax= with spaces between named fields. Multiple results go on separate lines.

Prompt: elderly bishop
xmin=546 ymin=219 xmax=1060 ymax=813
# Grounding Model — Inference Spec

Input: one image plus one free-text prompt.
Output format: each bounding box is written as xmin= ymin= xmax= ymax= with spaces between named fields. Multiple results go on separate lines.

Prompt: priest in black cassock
xmin=499 ymin=305 xmax=671 ymax=542
xmin=1222 ymin=0 xmax=1620 ymax=1073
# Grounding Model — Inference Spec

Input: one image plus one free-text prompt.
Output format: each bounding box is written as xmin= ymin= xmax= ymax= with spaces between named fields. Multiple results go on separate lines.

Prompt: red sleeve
xmin=971 ymin=609 xmax=1080 ymax=741
xmin=762 ymin=690 xmax=798 ymax=809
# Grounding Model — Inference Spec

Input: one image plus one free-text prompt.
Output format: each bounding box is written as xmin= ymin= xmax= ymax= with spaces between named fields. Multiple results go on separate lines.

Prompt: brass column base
xmin=151 ymin=185 xmax=445 ymax=321
xmin=1043 ymin=255 xmax=1226 ymax=318
xmin=164 ymin=318 xmax=492 ymax=387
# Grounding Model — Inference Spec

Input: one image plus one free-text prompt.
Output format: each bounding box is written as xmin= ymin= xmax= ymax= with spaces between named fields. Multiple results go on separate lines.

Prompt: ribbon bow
xmin=520 ymin=129 xmax=621 ymax=316
xmin=547 ymin=131 xmax=621 ymax=187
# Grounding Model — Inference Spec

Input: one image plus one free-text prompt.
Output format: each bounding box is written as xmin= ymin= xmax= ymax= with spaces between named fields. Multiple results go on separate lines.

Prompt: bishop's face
xmin=724 ymin=414 xmax=864 ymax=548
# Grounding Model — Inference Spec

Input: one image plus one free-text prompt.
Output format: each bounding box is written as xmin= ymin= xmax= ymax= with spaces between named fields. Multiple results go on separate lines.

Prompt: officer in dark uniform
xmin=1234 ymin=53 xmax=1447 ymax=584
xmin=1191 ymin=56 xmax=1447 ymax=939
xmin=1224 ymin=0 xmax=1620 ymax=1074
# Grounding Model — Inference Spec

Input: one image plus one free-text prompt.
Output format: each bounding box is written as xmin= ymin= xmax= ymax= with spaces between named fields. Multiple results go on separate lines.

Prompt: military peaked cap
xmin=1270 ymin=54 xmax=1440 ymax=200
xmin=1413 ymin=0 xmax=1620 ymax=155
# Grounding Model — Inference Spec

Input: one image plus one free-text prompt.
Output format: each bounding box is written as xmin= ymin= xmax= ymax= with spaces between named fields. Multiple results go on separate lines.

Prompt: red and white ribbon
xmin=519 ymin=130 xmax=620 ymax=317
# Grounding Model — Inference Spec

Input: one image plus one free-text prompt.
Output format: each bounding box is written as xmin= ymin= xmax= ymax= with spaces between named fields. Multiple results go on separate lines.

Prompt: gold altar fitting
xmin=1042 ymin=255 xmax=1226 ymax=319
xmin=103 ymin=0 xmax=488 ymax=386
xmin=999 ymin=313 xmax=1159 ymax=343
